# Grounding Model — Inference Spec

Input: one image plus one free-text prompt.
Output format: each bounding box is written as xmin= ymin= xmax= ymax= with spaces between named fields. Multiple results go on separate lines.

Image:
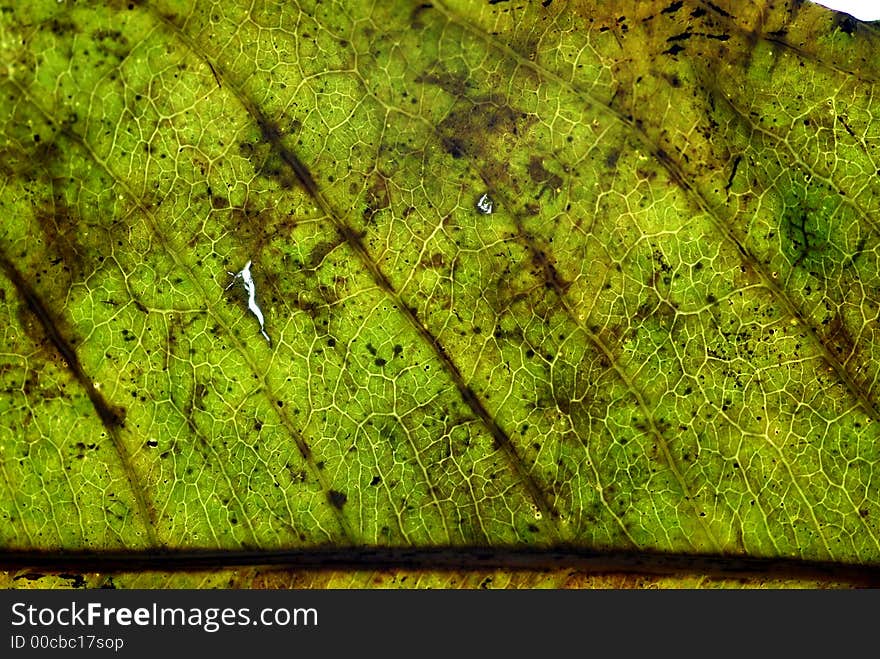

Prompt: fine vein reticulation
xmin=0 ymin=0 xmax=878 ymax=580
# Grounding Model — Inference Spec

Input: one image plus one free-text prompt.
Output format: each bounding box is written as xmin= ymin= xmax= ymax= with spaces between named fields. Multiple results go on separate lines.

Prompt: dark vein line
xmin=431 ymin=0 xmax=880 ymax=555
xmin=508 ymin=215 xmax=719 ymax=549
xmin=724 ymin=154 xmax=742 ymax=195
xmin=483 ymin=327 xmax=640 ymax=546
xmin=381 ymin=31 xmax=721 ymax=552
xmin=207 ymin=60 xmax=222 ymax=89
xmin=710 ymin=88 xmax=880 ymax=239
xmin=0 ymin=249 xmax=158 ymax=547
xmin=640 ymin=151 xmax=879 ymax=553
xmin=700 ymin=0 xmax=732 ymax=19
xmin=434 ymin=0 xmax=880 ymax=427
xmin=286 ymin=136 xmax=563 ymax=533
xmin=515 ymin=224 xmax=720 ymax=551
xmin=2 ymin=547 xmax=879 ymax=586
xmin=839 ymin=115 xmax=857 ymax=140
xmin=396 ymin=90 xmax=714 ymax=548
xmin=148 ymin=9 xmax=562 ymax=536
xmin=9 ymin=84 xmax=356 ymax=546
xmin=710 ymin=1 xmax=880 ymax=85
xmin=705 ymin=90 xmax=880 ymax=420
xmin=177 ymin=396 xmax=261 ymax=546
xmin=764 ymin=35 xmax=880 ymax=85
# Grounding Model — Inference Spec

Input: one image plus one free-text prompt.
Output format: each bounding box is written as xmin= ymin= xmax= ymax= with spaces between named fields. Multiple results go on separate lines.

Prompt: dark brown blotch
xmin=527 ymin=155 xmax=563 ymax=191
xmin=328 ymin=489 xmax=347 ymax=509
xmin=363 ymin=172 xmax=391 ymax=225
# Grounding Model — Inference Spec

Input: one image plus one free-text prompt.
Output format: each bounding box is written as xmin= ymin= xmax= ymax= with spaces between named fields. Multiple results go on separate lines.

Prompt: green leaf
xmin=1 ymin=0 xmax=878 ymax=584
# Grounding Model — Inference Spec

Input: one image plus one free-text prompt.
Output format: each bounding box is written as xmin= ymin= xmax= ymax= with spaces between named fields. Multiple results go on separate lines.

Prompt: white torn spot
xmin=226 ymin=260 xmax=271 ymax=345
xmin=476 ymin=193 xmax=494 ymax=215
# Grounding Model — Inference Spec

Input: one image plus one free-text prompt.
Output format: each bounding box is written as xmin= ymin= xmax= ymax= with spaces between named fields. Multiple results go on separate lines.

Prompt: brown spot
xmin=328 ymin=490 xmax=347 ymax=509
xmin=636 ymin=166 xmax=658 ymax=181
xmin=605 ymin=149 xmax=621 ymax=168
xmin=308 ymin=239 xmax=342 ymax=270
xmin=363 ymin=172 xmax=391 ymax=225
xmin=410 ymin=3 xmax=434 ymax=29
xmin=531 ymin=247 xmax=571 ymax=294
xmin=527 ymin=155 xmax=563 ymax=191
xmin=414 ymin=69 xmax=470 ymax=99
xmin=420 ymin=253 xmax=445 ymax=269
xmin=431 ymin=80 xmax=529 ymax=187
xmin=826 ymin=313 xmax=855 ymax=359
xmin=193 ymin=382 xmax=208 ymax=411
xmin=91 ymin=28 xmax=130 ymax=60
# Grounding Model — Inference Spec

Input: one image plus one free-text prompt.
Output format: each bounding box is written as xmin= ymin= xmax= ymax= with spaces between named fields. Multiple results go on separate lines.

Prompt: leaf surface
xmin=1 ymin=0 xmax=879 ymax=582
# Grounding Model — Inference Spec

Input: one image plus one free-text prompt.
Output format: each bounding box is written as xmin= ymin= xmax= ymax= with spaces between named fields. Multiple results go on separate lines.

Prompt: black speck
xmin=666 ymin=31 xmax=692 ymax=43
xmin=661 ymin=0 xmax=683 ymax=14
xmin=62 ymin=574 xmax=87 ymax=589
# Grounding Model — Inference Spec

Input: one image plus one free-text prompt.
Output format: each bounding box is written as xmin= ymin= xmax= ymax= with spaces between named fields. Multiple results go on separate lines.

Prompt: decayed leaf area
xmin=0 ymin=0 xmax=878 ymax=588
